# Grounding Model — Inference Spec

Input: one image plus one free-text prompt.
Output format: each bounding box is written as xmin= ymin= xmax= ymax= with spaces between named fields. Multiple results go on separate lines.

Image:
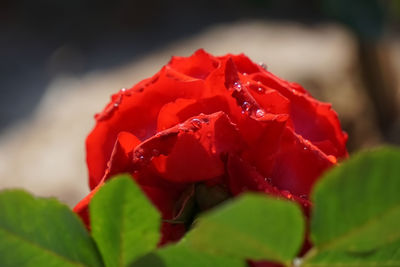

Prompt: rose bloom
xmin=74 ymin=49 xmax=347 ymax=248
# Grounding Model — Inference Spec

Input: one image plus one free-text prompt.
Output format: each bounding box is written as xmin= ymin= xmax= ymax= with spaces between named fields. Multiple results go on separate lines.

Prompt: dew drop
xmin=257 ymin=87 xmax=264 ymax=93
xmin=206 ymin=132 xmax=212 ymax=138
xmin=255 ymin=109 xmax=265 ymax=118
xmin=134 ymin=148 xmax=145 ymax=162
xmin=259 ymin=62 xmax=268 ymax=70
xmin=300 ymin=194 xmax=308 ymax=199
xmin=120 ymin=87 xmax=132 ymax=96
xmin=241 ymin=101 xmax=250 ymax=113
xmin=303 ymin=146 xmax=308 ymax=151
xmin=242 ymin=72 xmax=247 ymax=76
xmin=211 ymin=147 xmax=217 ymax=154
xmin=233 ymin=82 xmax=242 ymax=91
xmin=113 ymin=103 xmax=119 ymax=107
xmin=282 ymin=190 xmax=293 ymax=199
xmin=264 ymin=177 xmax=272 ymax=184
xmin=190 ymin=118 xmax=202 ymax=129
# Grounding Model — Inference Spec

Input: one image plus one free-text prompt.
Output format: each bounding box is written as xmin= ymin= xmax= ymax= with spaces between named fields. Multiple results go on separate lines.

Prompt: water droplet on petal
xmin=264 ymin=177 xmax=272 ymax=184
xmin=211 ymin=147 xmax=217 ymax=154
xmin=241 ymin=101 xmax=250 ymax=113
xmin=303 ymin=146 xmax=308 ymax=151
xmin=113 ymin=103 xmax=119 ymax=107
xmin=242 ymin=72 xmax=247 ymax=76
xmin=190 ymin=118 xmax=202 ymax=130
xmin=255 ymin=109 xmax=265 ymax=118
xmin=134 ymin=148 xmax=145 ymax=162
xmin=281 ymin=190 xmax=293 ymax=199
xmin=233 ymin=82 xmax=242 ymax=91
xmin=300 ymin=194 xmax=308 ymax=199
xmin=259 ymin=62 xmax=268 ymax=70
xmin=120 ymin=87 xmax=132 ymax=96
xmin=206 ymin=132 xmax=212 ymax=138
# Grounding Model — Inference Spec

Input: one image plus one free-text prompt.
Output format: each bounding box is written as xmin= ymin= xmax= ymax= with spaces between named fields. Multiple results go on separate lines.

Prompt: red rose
xmin=74 ymin=49 xmax=347 ymax=245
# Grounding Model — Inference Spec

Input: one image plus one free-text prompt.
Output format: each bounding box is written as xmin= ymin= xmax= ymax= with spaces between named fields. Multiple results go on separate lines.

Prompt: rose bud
xmin=74 ymin=49 xmax=348 ymax=247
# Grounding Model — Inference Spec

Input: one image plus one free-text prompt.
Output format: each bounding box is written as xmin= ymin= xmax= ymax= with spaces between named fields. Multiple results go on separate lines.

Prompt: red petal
xmin=139 ymin=184 xmax=183 ymax=218
xmin=73 ymin=180 xmax=104 ymax=229
xmin=159 ymin=223 xmax=186 ymax=246
xmin=288 ymin=95 xmax=348 ymax=158
xmin=270 ymin=127 xmax=335 ymax=196
xmin=226 ymin=154 xmax=311 ymax=209
xmin=218 ymin=53 xmax=260 ymax=75
xmin=227 ymin=154 xmax=281 ymax=196
xmin=168 ymin=49 xmax=219 ymax=80
xmin=252 ymin=73 xmax=347 ymax=158
xmin=151 ymin=112 xmax=243 ymax=182
xmin=86 ymin=68 xmax=207 ymax=189
xmin=156 ymin=96 xmax=231 ymax=131
xmin=221 ymin=57 xmax=289 ymax=145
xmin=103 ymin=131 xmax=141 ymax=181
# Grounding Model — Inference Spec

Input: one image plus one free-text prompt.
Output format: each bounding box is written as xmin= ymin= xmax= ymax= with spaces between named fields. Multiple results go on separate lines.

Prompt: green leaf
xmin=187 ymin=193 xmax=305 ymax=264
xmin=130 ymin=243 xmax=246 ymax=267
xmin=310 ymin=147 xmax=400 ymax=254
xmin=0 ymin=190 xmax=103 ymax=267
xmin=90 ymin=175 xmax=161 ymax=267
xmin=303 ymin=239 xmax=400 ymax=266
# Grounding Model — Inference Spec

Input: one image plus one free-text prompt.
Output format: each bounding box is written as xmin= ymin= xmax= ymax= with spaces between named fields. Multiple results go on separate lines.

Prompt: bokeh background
xmin=1 ymin=0 xmax=399 ymax=206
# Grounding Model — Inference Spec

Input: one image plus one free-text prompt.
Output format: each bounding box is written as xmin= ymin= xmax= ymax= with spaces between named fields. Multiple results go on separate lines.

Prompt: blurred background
xmin=0 ymin=0 xmax=399 ymax=206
